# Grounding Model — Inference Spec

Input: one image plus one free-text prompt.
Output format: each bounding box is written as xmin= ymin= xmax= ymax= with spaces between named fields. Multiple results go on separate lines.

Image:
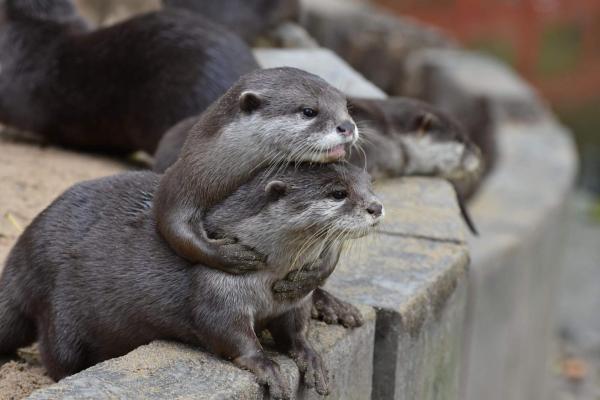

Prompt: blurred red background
xmin=373 ymin=0 xmax=600 ymax=192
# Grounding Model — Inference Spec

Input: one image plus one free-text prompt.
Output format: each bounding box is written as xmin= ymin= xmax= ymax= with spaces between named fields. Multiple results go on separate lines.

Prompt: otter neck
xmin=179 ymin=120 xmax=273 ymax=207
xmin=229 ymin=217 xmax=331 ymax=275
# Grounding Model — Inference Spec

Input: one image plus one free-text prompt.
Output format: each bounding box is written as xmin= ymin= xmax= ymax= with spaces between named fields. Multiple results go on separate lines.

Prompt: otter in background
xmin=162 ymin=0 xmax=300 ymax=44
xmin=0 ymin=0 xmax=258 ymax=154
xmin=347 ymin=97 xmax=483 ymax=200
xmin=0 ymin=163 xmax=382 ymax=398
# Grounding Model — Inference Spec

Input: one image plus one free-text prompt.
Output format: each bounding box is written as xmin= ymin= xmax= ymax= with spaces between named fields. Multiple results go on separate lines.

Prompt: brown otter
xmin=161 ymin=0 xmax=300 ymax=44
xmin=154 ymin=67 xmax=358 ymax=273
xmin=0 ymin=163 xmax=382 ymax=398
xmin=0 ymin=0 xmax=258 ymax=153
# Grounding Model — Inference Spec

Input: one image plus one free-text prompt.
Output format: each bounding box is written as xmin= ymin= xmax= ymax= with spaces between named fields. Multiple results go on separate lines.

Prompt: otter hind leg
xmin=268 ymin=302 xmax=329 ymax=396
xmin=196 ymin=316 xmax=291 ymax=399
xmin=0 ymin=294 xmax=36 ymax=355
xmin=37 ymin=316 xmax=88 ymax=381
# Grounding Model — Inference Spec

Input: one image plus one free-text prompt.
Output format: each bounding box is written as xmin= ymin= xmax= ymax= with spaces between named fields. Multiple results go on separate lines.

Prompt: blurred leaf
xmin=561 ymin=357 xmax=588 ymax=381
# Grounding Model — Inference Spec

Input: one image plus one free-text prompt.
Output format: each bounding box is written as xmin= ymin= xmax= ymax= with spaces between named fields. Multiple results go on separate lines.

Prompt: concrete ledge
xmin=254 ymin=48 xmax=386 ymax=99
xmin=29 ymin=305 xmax=376 ymax=400
xmin=402 ymin=46 xmax=578 ymax=400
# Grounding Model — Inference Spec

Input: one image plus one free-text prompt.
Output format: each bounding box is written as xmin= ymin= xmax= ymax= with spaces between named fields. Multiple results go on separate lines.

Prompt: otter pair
xmin=0 ymin=68 xmax=383 ymax=398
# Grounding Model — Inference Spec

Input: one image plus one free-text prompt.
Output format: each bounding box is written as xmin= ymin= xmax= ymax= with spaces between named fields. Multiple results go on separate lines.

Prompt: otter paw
xmin=217 ymin=242 xmax=267 ymax=273
xmin=312 ymin=288 xmax=364 ymax=328
xmin=235 ymin=355 xmax=290 ymax=399
xmin=290 ymin=346 xmax=329 ymax=395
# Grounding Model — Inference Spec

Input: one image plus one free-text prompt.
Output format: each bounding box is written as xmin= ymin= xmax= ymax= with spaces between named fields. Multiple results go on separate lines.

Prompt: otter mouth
xmin=316 ymin=144 xmax=347 ymax=162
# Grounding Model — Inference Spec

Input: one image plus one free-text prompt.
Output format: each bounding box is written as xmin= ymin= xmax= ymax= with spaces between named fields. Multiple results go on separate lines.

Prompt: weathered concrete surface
xmin=29 ymin=306 xmax=376 ymax=400
xmin=375 ymin=179 xmax=466 ymax=243
xmin=254 ymin=48 xmax=386 ymax=99
xmin=462 ymin=120 xmax=577 ymax=400
xmin=402 ymin=44 xmax=577 ymax=400
xmin=327 ymin=231 xmax=468 ymax=400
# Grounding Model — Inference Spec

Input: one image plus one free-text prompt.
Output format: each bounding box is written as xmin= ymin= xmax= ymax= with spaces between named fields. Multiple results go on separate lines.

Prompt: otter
xmin=154 ymin=67 xmax=358 ymax=273
xmin=153 ymin=95 xmax=482 ymax=233
xmin=347 ymin=97 xmax=483 ymax=200
xmin=161 ymin=0 xmax=300 ymax=44
xmin=0 ymin=163 xmax=382 ymax=398
xmin=0 ymin=0 xmax=258 ymax=153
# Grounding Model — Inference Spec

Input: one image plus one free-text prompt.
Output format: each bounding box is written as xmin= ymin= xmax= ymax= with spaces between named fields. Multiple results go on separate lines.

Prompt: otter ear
xmin=239 ymin=91 xmax=262 ymax=113
xmin=265 ymin=180 xmax=287 ymax=201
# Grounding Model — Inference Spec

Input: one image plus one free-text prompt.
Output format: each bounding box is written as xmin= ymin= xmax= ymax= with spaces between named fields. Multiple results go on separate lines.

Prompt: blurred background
xmin=374 ymin=0 xmax=600 ymax=195
xmin=370 ymin=1 xmax=599 ymax=398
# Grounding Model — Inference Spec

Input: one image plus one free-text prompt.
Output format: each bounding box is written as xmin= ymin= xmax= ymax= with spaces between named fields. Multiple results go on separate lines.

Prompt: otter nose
xmin=366 ymin=201 xmax=383 ymax=218
xmin=336 ymin=121 xmax=355 ymax=137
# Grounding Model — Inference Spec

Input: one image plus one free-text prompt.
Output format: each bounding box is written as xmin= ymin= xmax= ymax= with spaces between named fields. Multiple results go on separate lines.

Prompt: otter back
xmin=0 ymin=4 xmax=258 ymax=153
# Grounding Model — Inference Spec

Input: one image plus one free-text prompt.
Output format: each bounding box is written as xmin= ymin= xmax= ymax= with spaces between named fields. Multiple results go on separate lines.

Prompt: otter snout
xmin=367 ymin=201 xmax=383 ymax=217
xmin=336 ymin=120 xmax=355 ymax=137
xmin=366 ymin=200 xmax=384 ymax=223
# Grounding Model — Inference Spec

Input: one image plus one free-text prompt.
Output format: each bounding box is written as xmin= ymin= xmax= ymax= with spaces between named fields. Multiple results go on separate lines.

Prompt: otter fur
xmin=154 ymin=67 xmax=358 ymax=272
xmin=0 ymin=163 xmax=382 ymax=398
xmin=161 ymin=0 xmax=300 ymax=44
xmin=0 ymin=0 xmax=258 ymax=153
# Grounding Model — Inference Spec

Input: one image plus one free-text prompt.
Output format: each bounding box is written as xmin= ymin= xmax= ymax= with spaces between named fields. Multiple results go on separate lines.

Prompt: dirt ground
xmin=0 ymin=346 xmax=52 ymax=400
xmin=0 ymin=129 xmax=128 ymax=398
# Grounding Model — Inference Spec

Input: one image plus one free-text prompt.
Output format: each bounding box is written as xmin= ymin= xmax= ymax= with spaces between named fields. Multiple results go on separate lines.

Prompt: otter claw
xmin=312 ymin=288 xmax=364 ymax=328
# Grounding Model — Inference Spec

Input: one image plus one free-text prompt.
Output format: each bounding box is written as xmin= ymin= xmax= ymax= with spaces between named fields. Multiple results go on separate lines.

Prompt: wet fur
xmin=0 ymin=0 xmax=258 ymax=153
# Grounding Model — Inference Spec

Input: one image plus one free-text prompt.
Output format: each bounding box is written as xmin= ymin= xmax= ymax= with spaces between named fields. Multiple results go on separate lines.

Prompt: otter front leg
xmin=198 ymin=319 xmax=290 ymax=399
xmin=268 ymin=302 xmax=329 ymax=396
xmin=156 ymin=204 xmax=266 ymax=274
xmin=272 ymin=244 xmax=364 ymax=328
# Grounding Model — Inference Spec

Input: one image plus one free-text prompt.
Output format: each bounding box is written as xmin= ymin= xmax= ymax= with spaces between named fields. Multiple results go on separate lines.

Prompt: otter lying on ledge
xmin=0 ymin=163 xmax=382 ymax=399
xmin=0 ymin=0 xmax=258 ymax=153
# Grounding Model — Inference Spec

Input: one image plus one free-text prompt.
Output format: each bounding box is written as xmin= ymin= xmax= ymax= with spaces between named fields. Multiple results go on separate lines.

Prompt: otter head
xmin=350 ymin=97 xmax=483 ymax=193
xmin=233 ymin=67 xmax=359 ymax=163
xmin=206 ymin=162 xmax=382 ymax=269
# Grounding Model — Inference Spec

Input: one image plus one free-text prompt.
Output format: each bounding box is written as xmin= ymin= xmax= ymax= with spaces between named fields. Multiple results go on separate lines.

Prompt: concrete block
xmin=328 ymin=230 xmax=468 ymax=400
xmin=462 ymin=119 xmax=578 ymax=400
xmin=254 ymin=48 xmax=386 ymax=99
xmin=28 ymin=306 xmax=376 ymax=400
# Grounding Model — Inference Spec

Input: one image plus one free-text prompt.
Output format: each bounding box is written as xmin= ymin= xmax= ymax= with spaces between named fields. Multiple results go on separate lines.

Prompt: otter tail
xmin=0 ymin=256 xmax=36 ymax=355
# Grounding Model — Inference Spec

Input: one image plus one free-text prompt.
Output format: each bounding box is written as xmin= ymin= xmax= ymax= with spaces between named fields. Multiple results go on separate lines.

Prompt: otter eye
xmin=330 ymin=190 xmax=347 ymax=200
xmin=302 ymin=108 xmax=318 ymax=118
